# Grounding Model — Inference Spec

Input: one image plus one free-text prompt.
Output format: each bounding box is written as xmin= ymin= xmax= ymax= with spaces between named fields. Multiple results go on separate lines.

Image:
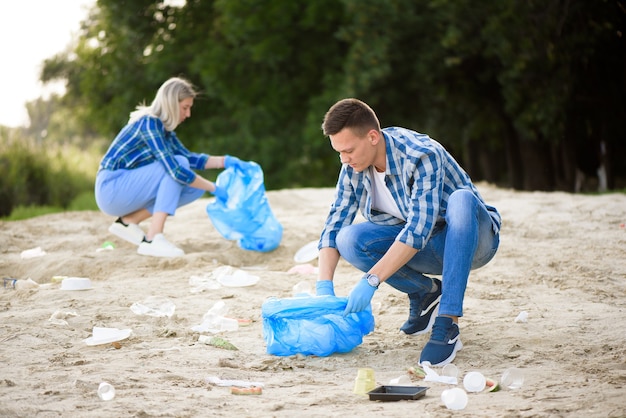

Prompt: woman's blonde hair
xmin=129 ymin=77 xmax=198 ymax=131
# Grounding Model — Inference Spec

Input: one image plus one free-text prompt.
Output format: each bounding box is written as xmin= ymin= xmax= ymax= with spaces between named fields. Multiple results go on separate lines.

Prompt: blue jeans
xmin=336 ymin=189 xmax=499 ymax=317
xmin=95 ymin=156 xmax=205 ymax=217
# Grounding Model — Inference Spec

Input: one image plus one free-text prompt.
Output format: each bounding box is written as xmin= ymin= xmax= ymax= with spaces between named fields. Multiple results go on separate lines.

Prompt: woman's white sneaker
xmin=137 ymin=234 xmax=184 ymax=257
xmin=108 ymin=218 xmax=145 ymax=245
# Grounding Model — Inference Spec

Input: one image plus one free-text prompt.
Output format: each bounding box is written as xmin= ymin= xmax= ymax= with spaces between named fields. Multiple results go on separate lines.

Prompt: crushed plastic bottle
xmin=8 ymin=278 xmax=40 ymax=290
xmin=3 ymin=278 xmax=17 ymax=288
xmin=130 ymin=296 xmax=176 ymax=318
xmin=191 ymin=301 xmax=239 ymax=333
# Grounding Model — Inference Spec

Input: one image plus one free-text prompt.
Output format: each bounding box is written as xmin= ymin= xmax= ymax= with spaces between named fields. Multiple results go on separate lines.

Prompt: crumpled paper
xmin=48 ymin=309 xmax=78 ymax=326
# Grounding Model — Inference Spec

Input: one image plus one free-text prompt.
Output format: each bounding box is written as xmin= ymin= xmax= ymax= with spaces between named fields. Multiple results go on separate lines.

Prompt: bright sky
xmin=0 ymin=0 xmax=95 ymax=127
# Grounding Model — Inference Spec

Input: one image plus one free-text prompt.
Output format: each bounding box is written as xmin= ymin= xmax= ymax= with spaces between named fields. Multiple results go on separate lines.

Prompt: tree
xmin=41 ymin=0 xmax=626 ymax=191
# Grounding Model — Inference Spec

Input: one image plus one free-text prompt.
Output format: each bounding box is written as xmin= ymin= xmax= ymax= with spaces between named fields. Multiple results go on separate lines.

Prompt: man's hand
xmin=343 ymin=278 xmax=376 ymax=315
xmin=315 ymin=280 xmax=335 ymax=296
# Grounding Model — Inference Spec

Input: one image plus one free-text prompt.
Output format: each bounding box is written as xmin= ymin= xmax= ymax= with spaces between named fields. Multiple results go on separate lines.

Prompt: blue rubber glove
xmin=211 ymin=186 xmax=228 ymax=202
xmin=343 ymin=278 xmax=376 ymax=315
xmin=224 ymin=155 xmax=252 ymax=171
xmin=315 ymin=280 xmax=335 ymax=296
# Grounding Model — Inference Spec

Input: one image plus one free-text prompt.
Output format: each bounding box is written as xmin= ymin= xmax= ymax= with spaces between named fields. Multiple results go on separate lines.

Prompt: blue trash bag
xmin=206 ymin=161 xmax=282 ymax=252
xmin=262 ymin=296 xmax=375 ymax=357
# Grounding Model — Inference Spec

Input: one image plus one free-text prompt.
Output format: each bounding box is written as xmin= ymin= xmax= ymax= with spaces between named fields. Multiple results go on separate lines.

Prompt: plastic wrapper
xmin=206 ymin=162 xmax=282 ymax=252
xmin=262 ymin=296 xmax=375 ymax=357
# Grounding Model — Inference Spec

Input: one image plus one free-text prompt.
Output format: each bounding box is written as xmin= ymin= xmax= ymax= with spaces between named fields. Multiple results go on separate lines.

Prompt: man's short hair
xmin=322 ymin=98 xmax=380 ymax=137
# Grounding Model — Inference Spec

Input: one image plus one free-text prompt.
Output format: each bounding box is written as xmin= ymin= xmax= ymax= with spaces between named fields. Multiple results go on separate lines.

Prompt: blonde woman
xmin=95 ymin=77 xmax=250 ymax=257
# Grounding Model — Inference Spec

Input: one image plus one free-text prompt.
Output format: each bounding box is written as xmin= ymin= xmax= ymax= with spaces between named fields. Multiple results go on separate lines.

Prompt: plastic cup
xmin=463 ymin=371 xmax=486 ymax=392
xmin=98 ymin=382 xmax=115 ymax=401
xmin=441 ymin=363 xmax=459 ymax=379
xmin=353 ymin=368 xmax=376 ymax=395
xmin=441 ymin=387 xmax=468 ymax=410
xmin=388 ymin=375 xmax=412 ymax=385
xmin=501 ymin=368 xmax=524 ymax=389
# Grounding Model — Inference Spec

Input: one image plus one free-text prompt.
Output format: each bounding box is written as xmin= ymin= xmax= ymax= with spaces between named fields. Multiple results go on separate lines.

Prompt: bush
xmin=0 ymin=133 xmax=96 ymax=218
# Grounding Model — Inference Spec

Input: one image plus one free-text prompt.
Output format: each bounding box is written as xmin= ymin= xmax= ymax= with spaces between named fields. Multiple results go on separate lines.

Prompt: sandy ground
xmin=1 ymin=184 xmax=625 ymax=417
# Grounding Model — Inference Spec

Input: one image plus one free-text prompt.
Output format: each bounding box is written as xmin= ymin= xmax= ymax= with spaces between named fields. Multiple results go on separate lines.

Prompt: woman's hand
xmin=210 ymin=185 xmax=228 ymax=202
xmin=224 ymin=155 xmax=254 ymax=171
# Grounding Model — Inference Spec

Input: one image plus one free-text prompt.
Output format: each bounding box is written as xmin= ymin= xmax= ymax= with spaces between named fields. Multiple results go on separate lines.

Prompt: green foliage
xmin=67 ymin=191 xmax=99 ymax=211
xmin=2 ymin=205 xmax=64 ymax=221
xmin=37 ymin=0 xmax=625 ymax=192
xmin=0 ymin=133 xmax=95 ymax=218
xmin=186 ymin=0 xmax=348 ymax=187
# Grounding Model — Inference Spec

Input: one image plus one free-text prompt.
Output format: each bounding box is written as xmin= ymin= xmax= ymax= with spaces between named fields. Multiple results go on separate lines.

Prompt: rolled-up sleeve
xmin=142 ymin=118 xmax=198 ymax=185
xmin=319 ymin=168 xmax=359 ymax=249
xmin=169 ymin=131 xmax=209 ymax=171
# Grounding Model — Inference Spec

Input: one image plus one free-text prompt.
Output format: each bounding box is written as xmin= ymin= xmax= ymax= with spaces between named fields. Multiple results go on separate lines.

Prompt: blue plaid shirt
xmin=99 ymin=115 xmax=209 ymax=184
xmin=320 ymin=127 xmax=501 ymax=251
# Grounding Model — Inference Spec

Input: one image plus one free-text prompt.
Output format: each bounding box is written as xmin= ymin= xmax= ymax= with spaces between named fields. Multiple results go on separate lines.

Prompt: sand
xmin=1 ymin=184 xmax=625 ymax=417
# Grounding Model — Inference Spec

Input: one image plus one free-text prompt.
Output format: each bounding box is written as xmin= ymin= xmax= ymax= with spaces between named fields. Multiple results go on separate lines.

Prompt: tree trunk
xmin=519 ymin=137 xmax=555 ymax=191
xmin=503 ymin=124 xmax=524 ymax=190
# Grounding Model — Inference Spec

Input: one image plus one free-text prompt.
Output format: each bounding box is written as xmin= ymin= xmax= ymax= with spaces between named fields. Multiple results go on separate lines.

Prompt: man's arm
xmin=368 ymin=240 xmax=418 ymax=283
xmin=315 ymin=247 xmax=341 ymax=296
xmin=342 ymin=240 xmax=418 ymax=314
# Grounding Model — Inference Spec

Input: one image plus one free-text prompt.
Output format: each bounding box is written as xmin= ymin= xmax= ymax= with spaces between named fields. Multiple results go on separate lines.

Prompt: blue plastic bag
xmin=262 ymin=296 xmax=375 ymax=357
xmin=206 ymin=162 xmax=282 ymax=252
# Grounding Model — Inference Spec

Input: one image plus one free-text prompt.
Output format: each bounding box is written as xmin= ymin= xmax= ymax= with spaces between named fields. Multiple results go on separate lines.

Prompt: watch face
xmin=367 ymin=274 xmax=380 ymax=287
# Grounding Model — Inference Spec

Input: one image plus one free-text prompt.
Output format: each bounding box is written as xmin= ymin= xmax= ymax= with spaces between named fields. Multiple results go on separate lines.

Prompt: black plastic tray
xmin=367 ymin=385 xmax=428 ymax=402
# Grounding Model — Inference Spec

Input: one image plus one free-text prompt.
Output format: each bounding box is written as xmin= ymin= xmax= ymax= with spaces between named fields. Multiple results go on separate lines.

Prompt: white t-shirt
xmin=370 ymin=167 xmax=405 ymax=221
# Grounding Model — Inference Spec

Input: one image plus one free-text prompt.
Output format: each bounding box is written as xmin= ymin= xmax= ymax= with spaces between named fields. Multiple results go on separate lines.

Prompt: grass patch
xmin=2 ymin=192 xmax=98 ymax=221
xmin=3 ymin=205 xmax=64 ymax=221
xmin=67 ymin=191 xmax=98 ymax=211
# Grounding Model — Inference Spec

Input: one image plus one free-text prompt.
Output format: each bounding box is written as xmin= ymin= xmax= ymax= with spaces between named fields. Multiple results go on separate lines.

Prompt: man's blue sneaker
xmin=400 ymin=279 xmax=442 ymax=335
xmin=419 ymin=316 xmax=463 ymax=367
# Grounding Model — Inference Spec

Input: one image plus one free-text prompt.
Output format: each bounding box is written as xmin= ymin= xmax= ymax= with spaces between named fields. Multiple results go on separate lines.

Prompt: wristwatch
xmin=364 ymin=273 xmax=381 ymax=288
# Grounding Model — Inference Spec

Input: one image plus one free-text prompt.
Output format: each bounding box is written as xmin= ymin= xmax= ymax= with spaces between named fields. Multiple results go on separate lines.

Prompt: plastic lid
xmin=293 ymin=241 xmax=319 ymax=263
xmin=84 ymin=327 xmax=132 ymax=346
xmin=61 ymin=277 xmax=93 ymax=291
xmin=217 ymin=270 xmax=260 ymax=287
